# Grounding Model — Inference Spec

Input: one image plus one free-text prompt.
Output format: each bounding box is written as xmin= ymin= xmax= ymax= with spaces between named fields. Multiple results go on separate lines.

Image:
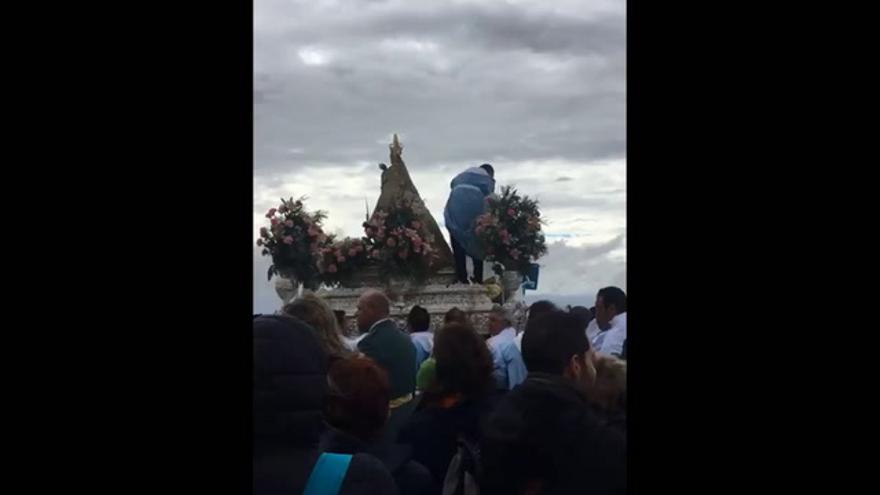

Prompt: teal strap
xmin=303 ymin=453 xmax=353 ymax=495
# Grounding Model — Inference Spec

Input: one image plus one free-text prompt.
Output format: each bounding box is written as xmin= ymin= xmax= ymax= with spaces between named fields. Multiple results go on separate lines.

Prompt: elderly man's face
xmin=487 ymin=313 xmax=506 ymax=336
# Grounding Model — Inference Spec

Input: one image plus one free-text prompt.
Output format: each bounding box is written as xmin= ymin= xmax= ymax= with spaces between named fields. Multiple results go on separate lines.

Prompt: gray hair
xmin=490 ymin=305 xmax=513 ymax=326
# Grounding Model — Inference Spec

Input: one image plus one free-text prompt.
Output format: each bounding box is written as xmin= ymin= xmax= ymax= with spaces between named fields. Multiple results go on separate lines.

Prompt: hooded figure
xmin=253 ymin=315 xmax=398 ymax=495
xmin=443 ymin=164 xmax=496 ymax=284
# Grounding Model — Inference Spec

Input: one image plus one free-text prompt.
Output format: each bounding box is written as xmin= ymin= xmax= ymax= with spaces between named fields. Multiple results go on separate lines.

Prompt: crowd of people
xmin=254 ymin=286 xmax=628 ymax=495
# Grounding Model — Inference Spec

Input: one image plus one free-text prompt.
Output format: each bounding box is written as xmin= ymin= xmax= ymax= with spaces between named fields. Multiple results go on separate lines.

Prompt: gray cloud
xmin=254 ymin=0 xmax=626 ymax=176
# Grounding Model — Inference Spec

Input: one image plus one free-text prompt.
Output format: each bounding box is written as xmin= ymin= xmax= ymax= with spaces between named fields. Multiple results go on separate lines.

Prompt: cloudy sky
xmin=253 ymin=0 xmax=626 ymax=314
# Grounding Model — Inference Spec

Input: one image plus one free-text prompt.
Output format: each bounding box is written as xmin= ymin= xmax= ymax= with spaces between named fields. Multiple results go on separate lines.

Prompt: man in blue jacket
xmin=443 ymin=163 xmax=496 ymax=284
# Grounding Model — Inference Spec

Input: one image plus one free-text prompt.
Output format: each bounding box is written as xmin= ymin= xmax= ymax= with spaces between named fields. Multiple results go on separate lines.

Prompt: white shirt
xmin=410 ymin=331 xmax=434 ymax=370
xmin=487 ymin=327 xmax=517 ymax=352
xmin=585 ymin=319 xmax=601 ymax=342
xmin=487 ymin=327 xmax=528 ymax=390
xmin=343 ymin=333 xmax=366 ymax=352
xmin=592 ymin=312 xmax=627 ymax=357
xmin=514 ymin=331 xmax=523 ymax=352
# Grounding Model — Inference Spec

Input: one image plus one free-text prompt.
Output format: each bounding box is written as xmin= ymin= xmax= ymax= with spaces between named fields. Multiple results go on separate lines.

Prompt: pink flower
xmin=411 ymin=220 xmax=421 ymax=229
xmin=259 ymin=227 xmax=269 ymax=237
xmin=507 ymin=208 xmax=516 ymax=217
xmin=266 ymin=208 xmax=277 ymax=218
xmin=270 ymin=218 xmax=279 ymax=226
xmin=283 ymin=236 xmax=294 ymax=245
xmin=327 ymin=264 xmax=338 ymax=273
xmin=337 ymin=255 xmax=346 ymax=263
xmin=387 ymin=237 xmax=397 ymax=247
xmin=348 ymin=248 xmax=357 ymax=257
xmin=308 ymin=226 xmax=319 ymax=237
xmin=371 ymin=249 xmax=381 ymax=259
xmin=413 ymin=245 xmax=421 ymax=253
xmin=284 ymin=220 xmax=294 ymax=227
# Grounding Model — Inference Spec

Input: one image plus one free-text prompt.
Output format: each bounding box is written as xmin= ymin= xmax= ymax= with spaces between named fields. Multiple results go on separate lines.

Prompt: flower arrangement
xmin=475 ymin=185 xmax=548 ymax=276
xmin=258 ymin=197 xmax=331 ymax=289
xmin=362 ymin=198 xmax=439 ymax=282
xmin=316 ymin=237 xmax=370 ymax=287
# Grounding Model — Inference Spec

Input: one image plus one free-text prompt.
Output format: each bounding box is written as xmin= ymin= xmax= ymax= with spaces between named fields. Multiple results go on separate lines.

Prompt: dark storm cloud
xmin=254 ymin=0 xmax=626 ymax=175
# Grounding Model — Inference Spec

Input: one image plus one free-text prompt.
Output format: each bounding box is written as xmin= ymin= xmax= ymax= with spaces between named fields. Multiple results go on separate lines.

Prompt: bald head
xmin=356 ymin=289 xmax=391 ymax=331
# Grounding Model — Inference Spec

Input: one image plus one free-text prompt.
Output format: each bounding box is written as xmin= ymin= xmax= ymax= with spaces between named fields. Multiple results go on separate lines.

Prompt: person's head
xmin=569 ymin=305 xmax=593 ymax=331
xmin=479 ymin=163 xmax=495 ymax=178
xmin=522 ymin=311 xmax=596 ymax=391
xmin=587 ymin=355 xmax=627 ymax=413
xmin=253 ymin=314 xmax=327 ymax=448
xmin=595 ymin=287 xmax=626 ymax=329
xmin=444 ymin=307 xmax=468 ymax=326
xmin=283 ymin=293 xmax=348 ymax=360
xmin=487 ymin=305 xmax=513 ymax=336
xmin=323 ymin=356 xmax=391 ymax=441
xmin=356 ymin=289 xmax=391 ymax=331
xmin=407 ymin=305 xmax=431 ymax=334
xmin=429 ymin=323 xmax=494 ymax=401
xmin=527 ymin=300 xmax=558 ymax=324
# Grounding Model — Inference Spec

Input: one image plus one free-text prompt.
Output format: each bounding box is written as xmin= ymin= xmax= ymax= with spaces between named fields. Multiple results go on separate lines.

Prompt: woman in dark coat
xmin=399 ymin=322 xmax=501 ymax=485
xmin=321 ymin=356 xmax=435 ymax=495
xmin=253 ymin=315 xmax=397 ymax=495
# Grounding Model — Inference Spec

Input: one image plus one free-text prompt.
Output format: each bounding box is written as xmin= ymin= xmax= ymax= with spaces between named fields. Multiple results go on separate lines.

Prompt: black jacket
xmin=479 ymin=373 xmax=627 ymax=495
xmin=398 ymin=393 xmax=502 ymax=485
xmin=253 ymin=315 xmax=397 ymax=495
xmin=358 ymin=319 xmax=417 ymax=399
xmin=321 ymin=427 xmax=437 ymax=495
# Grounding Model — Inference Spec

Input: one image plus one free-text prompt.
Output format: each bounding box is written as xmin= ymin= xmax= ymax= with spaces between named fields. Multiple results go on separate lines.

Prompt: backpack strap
xmin=303 ymin=452 xmax=353 ymax=495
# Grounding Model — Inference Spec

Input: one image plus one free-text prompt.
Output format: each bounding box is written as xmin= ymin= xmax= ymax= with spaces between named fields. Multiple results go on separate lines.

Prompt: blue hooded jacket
xmin=443 ymin=167 xmax=496 ymax=259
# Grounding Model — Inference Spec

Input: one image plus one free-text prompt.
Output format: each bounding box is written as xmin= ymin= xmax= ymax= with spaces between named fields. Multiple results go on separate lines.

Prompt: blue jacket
xmin=443 ymin=167 xmax=496 ymax=258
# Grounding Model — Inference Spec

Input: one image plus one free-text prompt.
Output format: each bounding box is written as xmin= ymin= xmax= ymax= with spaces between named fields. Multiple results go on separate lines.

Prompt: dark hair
xmin=444 ymin=307 xmax=468 ymax=325
xmin=426 ymin=323 xmax=494 ymax=402
xmin=407 ymin=305 xmax=431 ymax=333
xmin=597 ymin=287 xmax=627 ymax=314
xmin=522 ymin=311 xmax=590 ymax=375
xmin=527 ymin=300 xmax=558 ymax=324
xmin=569 ymin=305 xmax=593 ymax=331
xmin=323 ymin=356 xmax=391 ymax=440
xmin=479 ymin=163 xmax=494 ymax=178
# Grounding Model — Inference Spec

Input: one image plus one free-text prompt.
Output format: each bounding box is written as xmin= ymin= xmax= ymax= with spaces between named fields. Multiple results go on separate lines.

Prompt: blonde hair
xmin=589 ymin=355 xmax=627 ymax=411
xmin=283 ymin=292 xmax=350 ymax=360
